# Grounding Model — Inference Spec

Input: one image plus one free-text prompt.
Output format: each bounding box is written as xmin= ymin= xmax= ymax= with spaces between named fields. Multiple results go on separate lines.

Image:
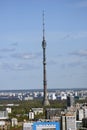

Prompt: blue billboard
xmin=33 ymin=121 xmax=60 ymax=130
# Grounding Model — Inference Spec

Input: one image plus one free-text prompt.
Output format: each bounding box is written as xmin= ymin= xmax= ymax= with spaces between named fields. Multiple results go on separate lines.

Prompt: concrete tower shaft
xmin=42 ymin=11 xmax=50 ymax=106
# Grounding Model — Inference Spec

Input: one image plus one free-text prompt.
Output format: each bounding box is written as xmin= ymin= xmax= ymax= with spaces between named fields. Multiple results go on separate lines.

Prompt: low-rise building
xmin=32 ymin=108 xmax=43 ymax=115
xmin=6 ymin=107 xmax=11 ymax=113
xmin=11 ymin=118 xmax=18 ymax=127
xmin=46 ymin=108 xmax=61 ymax=120
xmin=0 ymin=111 xmax=8 ymax=120
xmin=23 ymin=121 xmax=60 ymax=130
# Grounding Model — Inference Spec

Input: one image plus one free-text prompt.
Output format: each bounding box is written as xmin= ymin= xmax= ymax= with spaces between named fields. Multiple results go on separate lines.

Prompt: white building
xmin=84 ymin=108 xmax=87 ymax=118
xmin=48 ymin=93 xmax=56 ymax=100
xmin=0 ymin=121 xmax=5 ymax=130
xmin=77 ymin=109 xmax=84 ymax=121
xmin=0 ymin=121 xmax=5 ymax=126
xmin=23 ymin=122 xmax=33 ymax=130
xmin=29 ymin=111 xmax=34 ymax=120
xmin=66 ymin=115 xmax=76 ymax=130
xmin=0 ymin=111 xmax=8 ymax=120
xmin=62 ymin=115 xmax=76 ymax=130
xmin=32 ymin=108 xmax=43 ymax=115
xmin=6 ymin=107 xmax=11 ymax=113
xmin=24 ymin=96 xmax=33 ymax=100
xmin=11 ymin=118 xmax=18 ymax=127
xmin=61 ymin=92 xmax=67 ymax=100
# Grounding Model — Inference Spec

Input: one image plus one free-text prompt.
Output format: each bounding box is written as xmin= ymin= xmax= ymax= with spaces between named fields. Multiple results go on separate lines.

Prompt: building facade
xmin=67 ymin=95 xmax=75 ymax=107
xmin=0 ymin=111 xmax=8 ymax=120
xmin=61 ymin=115 xmax=76 ymax=130
xmin=23 ymin=121 xmax=60 ymax=130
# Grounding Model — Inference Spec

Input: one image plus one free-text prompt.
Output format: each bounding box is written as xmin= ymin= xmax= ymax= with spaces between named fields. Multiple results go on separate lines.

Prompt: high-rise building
xmin=61 ymin=116 xmax=66 ymax=130
xmin=84 ymin=108 xmax=87 ymax=118
xmin=82 ymin=118 xmax=87 ymax=128
xmin=77 ymin=109 xmax=84 ymax=121
xmin=66 ymin=115 xmax=76 ymax=130
xmin=67 ymin=95 xmax=75 ymax=107
xmin=42 ymin=11 xmax=50 ymax=106
xmin=61 ymin=115 xmax=76 ymax=130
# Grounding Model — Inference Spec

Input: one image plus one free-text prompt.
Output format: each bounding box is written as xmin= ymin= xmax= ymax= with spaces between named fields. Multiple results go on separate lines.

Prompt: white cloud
xmin=0 ymin=48 xmax=15 ymax=52
xmin=0 ymin=62 xmax=39 ymax=71
xmin=62 ymin=32 xmax=87 ymax=40
xmin=68 ymin=61 xmax=82 ymax=68
xmin=11 ymin=52 xmax=41 ymax=60
xmin=70 ymin=50 xmax=87 ymax=57
xmin=48 ymin=31 xmax=87 ymax=41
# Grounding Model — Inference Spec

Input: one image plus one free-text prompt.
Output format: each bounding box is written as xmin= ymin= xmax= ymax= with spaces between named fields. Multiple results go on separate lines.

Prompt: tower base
xmin=43 ymin=99 xmax=50 ymax=106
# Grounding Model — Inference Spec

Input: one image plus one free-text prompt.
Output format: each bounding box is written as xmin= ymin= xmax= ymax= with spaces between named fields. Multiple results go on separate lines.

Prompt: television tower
xmin=42 ymin=11 xmax=50 ymax=106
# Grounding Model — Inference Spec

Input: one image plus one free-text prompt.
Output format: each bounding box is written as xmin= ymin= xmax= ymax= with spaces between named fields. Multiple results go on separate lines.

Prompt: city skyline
xmin=0 ymin=0 xmax=87 ymax=90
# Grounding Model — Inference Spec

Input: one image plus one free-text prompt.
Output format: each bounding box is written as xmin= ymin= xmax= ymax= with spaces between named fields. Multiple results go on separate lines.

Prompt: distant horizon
xmin=0 ymin=87 xmax=87 ymax=91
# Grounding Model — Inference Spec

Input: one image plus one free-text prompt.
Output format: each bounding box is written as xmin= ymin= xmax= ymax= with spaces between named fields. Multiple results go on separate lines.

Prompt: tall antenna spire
xmin=42 ymin=10 xmax=46 ymax=49
xmin=43 ymin=10 xmax=45 ymax=40
xmin=42 ymin=11 xmax=50 ymax=106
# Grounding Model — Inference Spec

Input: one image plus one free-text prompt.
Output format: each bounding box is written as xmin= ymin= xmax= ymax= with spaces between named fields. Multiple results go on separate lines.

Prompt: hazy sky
xmin=0 ymin=0 xmax=87 ymax=90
